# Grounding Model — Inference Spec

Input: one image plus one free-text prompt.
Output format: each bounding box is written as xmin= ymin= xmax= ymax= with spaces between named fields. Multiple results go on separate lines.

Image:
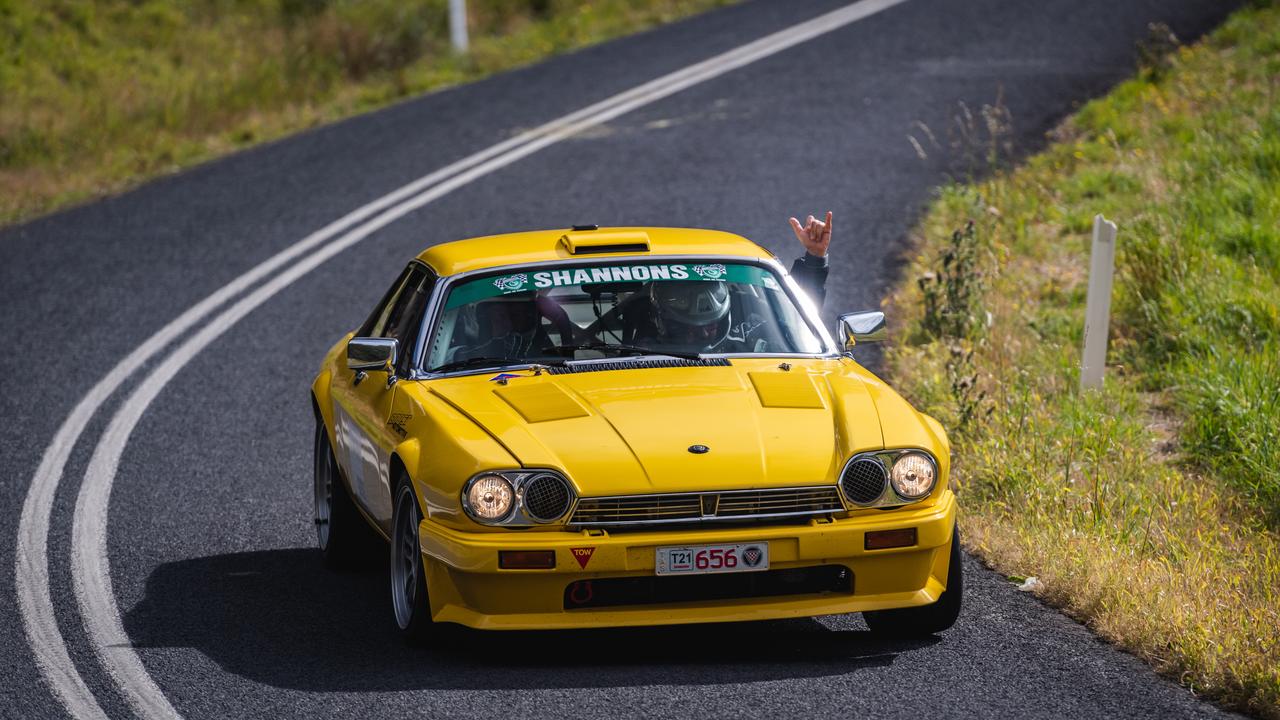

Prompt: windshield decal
xmin=492 ymin=273 xmax=529 ymax=292
xmin=532 ymin=264 xmax=690 ymax=287
xmin=691 ymin=263 xmax=727 ymax=279
xmin=445 ymin=263 xmax=773 ymax=308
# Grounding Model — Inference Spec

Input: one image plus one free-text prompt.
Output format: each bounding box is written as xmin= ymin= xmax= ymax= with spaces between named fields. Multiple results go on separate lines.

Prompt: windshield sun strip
xmin=409 ymin=255 xmax=838 ymax=377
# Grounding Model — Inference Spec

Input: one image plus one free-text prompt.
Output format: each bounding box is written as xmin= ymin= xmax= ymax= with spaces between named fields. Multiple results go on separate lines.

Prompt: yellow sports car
xmin=311 ymin=226 xmax=960 ymax=641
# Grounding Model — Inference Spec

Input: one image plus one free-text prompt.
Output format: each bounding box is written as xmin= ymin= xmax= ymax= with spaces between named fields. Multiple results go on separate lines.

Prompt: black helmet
xmin=649 ymin=281 xmax=731 ymax=348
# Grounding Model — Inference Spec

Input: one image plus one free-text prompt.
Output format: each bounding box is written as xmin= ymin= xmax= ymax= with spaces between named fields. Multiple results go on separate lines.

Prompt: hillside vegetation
xmin=0 ymin=0 xmax=732 ymax=225
xmin=887 ymin=3 xmax=1280 ymax=716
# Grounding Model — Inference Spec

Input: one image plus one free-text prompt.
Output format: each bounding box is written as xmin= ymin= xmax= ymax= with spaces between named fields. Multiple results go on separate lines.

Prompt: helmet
xmin=468 ymin=297 xmax=540 ymax=357
xmin=649 ymin=281 xmax=731 ymax=349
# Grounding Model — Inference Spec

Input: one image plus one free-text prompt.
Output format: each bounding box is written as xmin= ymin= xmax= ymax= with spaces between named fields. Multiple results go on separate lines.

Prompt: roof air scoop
xmin=559 ymin=230 xmax=651 ymax=255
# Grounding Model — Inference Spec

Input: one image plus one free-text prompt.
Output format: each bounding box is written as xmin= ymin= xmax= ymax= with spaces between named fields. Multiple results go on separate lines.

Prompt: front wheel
xmin=313 ymin=419 xmax=371 ymax=569
xmin=390 ymin=475 xmax=435 ymax=644
xmin=862 ymin=525 xmax=964 ymax=637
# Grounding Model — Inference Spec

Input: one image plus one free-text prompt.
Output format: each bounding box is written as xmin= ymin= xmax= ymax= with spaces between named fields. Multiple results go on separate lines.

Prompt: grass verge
xmin=0 ymin=0 xmax=733 ymax=227
xmin=885 ymin=4 xmax=1280 ymax=716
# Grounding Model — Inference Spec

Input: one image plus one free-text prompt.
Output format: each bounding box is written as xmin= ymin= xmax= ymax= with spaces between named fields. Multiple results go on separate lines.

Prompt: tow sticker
xmin=571 ymin=547 xmax=596 ymax=569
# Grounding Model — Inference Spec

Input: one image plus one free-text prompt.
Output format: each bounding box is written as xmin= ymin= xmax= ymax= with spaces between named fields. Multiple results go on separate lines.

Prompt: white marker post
xmin=449 ymin=0 xmax=470 ymax=53
xmin=1080 ymin=214 xmax=1118 ymax=391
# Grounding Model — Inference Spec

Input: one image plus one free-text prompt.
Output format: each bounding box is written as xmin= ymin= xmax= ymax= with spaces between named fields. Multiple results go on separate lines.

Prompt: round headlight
xmin=466 ymin=474 xmax=514 ymax=521
xmin=889 ymin=452 xmax=936 ymax=500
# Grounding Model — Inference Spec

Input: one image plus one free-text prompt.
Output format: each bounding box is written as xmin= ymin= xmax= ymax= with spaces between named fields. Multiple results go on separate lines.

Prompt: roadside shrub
xmin=919 ymin=220 xmax=986 ymax=341
xmin=1136 ymin=22 xmax=1180 ymax=80
xmin=1176 ymin=346 xmax=1280 ymax=520
xmin=914 ymin=215 xmax=993 ymax=433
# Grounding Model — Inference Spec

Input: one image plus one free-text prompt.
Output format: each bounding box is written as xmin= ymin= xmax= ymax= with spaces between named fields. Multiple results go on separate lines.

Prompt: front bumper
xmin=419 ymin=489 xmax=957 ymax=630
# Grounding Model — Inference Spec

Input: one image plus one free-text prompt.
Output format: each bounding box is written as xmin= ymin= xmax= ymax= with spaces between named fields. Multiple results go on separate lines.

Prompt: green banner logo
xmin=445 ymin=262 xmax=777 ymax=309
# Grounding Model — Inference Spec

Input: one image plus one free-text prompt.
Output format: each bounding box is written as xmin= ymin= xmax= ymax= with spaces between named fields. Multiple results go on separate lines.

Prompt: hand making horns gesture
xmin=789 ymin=210 xmax=833 ymax=258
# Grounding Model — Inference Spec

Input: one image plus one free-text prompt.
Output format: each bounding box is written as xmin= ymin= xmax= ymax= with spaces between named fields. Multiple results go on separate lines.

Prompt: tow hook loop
xmin=569 ymin=580 xmax=594 ymax=606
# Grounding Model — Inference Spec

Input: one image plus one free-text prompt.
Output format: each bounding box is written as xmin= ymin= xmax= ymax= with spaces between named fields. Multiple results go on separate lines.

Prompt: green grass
xmin=0 ymin=0 xmax=734 ymax=226
xmin=885 ymin=3 xmax=1280 ymax=716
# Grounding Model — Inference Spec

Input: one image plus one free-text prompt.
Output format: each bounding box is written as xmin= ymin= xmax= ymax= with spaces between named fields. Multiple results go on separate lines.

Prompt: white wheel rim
xmin=391 ymin=485 xmax=421 ymax=630
xmin=313 ymin=429 xmax=332 ymax=550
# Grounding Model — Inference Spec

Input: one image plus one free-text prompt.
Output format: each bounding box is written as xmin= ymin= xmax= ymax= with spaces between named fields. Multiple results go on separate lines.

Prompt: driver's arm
xmin=788 ymin=211 xmax=832 ymax=308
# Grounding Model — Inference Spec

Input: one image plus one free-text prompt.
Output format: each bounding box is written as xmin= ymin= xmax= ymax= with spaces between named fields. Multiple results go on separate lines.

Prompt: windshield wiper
xmin=543 ymin=343 xmax=703 ymax=361
xmin=431 ymin=356 xmax=564 ymax=375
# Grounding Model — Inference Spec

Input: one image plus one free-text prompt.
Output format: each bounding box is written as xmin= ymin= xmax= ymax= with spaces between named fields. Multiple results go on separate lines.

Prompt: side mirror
xmin=347 ymin=337 xmax=398 ymax=373
xmin=837 ymin=311 xmax=886 ymax=351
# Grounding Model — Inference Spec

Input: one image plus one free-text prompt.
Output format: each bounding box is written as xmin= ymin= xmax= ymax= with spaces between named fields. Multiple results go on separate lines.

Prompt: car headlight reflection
xmin=466 ymin=474 xmax=514 ymax=521
xmin=889 ymin=452 xmax=936 ymax=500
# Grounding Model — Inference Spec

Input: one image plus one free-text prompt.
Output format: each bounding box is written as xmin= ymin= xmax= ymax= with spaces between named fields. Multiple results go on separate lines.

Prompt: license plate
xmin=655 ymin=542 xmax=769 ymax=576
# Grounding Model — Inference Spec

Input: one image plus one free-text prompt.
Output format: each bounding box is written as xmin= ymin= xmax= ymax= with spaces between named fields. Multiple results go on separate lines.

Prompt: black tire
xmin=313 ymin=418 xmax=373 ymax=569
xmin=390 ymin=473 xmax=435 ymax=644
xmin=863 ymin=525 xmax=964 ymax=637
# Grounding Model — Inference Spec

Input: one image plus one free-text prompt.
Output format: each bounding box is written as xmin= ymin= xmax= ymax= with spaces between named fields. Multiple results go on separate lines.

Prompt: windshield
xmin=424 ymin=261 xmax=824 ymax=372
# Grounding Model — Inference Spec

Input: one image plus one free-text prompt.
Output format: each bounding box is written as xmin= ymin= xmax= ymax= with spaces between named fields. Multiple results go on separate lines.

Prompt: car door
xmin=331 ymin=263 xmax=436 ymax=531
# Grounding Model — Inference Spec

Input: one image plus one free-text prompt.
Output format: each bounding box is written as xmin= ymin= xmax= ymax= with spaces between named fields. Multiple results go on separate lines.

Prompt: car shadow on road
xmin=124 ymin=547 xmax=939 ymax=692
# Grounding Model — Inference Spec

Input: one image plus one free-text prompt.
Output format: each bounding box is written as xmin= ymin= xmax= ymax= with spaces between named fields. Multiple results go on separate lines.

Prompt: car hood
xmin=426 ymin=358 xmax=906 ymax=496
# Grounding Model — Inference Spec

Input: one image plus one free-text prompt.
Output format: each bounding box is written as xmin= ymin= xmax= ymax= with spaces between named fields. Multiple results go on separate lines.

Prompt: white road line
xmin=16 ymin=1 xmax=909 ymax=717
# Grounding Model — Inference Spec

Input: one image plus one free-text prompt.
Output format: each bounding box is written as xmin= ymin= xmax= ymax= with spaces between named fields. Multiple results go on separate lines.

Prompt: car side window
xmin=384 ymin=267 xmax=441 ymax=373
xmin=358 ymin=264 xmax=439 ymax=376
xmin=360 ymin=267 xmax=411 ymax=339
xmin=387 ymin=270 xmax=436 ymax=346
xmin=365 ymin=267 xmax=424 ymax=339
xmin=376 ymin=270 xmax=422 ymax=340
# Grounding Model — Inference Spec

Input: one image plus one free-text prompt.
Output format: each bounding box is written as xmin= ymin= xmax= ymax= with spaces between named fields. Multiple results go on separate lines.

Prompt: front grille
xmin=570 ymin=486 xmax=843 ymax=527
xmin=547 ymin=357 xmax=731 ymax=375
xmin=572 ymin=494 xmax=703 ymax=524
xmin=716 ymin=488 xmax=843 ymax=516
xmin=564 ymin=565 xmax=853 ymax=610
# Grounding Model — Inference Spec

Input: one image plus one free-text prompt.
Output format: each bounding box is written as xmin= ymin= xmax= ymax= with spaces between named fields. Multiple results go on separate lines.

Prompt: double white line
xmin=15 ymin=1 xmax=908 ymax=717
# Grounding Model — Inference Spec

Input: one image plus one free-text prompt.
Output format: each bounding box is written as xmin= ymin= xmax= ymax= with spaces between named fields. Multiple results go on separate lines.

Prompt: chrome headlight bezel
xmin=837 ymin=449 xmax=940 ymax=509
xmin=460 ymin=469 xmax=577 ymax=527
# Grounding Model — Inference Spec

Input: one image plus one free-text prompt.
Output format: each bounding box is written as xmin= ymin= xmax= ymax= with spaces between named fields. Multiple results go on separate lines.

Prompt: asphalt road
xmin=0 ymin=1 xmax=1245 ymax=718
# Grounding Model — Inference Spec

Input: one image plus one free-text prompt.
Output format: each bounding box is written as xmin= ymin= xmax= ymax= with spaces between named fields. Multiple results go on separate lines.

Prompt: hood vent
xmin=547 ymin=357 xmax=731 ymax=375
xmin=559 ymin=230 xmax=650 ymax=255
